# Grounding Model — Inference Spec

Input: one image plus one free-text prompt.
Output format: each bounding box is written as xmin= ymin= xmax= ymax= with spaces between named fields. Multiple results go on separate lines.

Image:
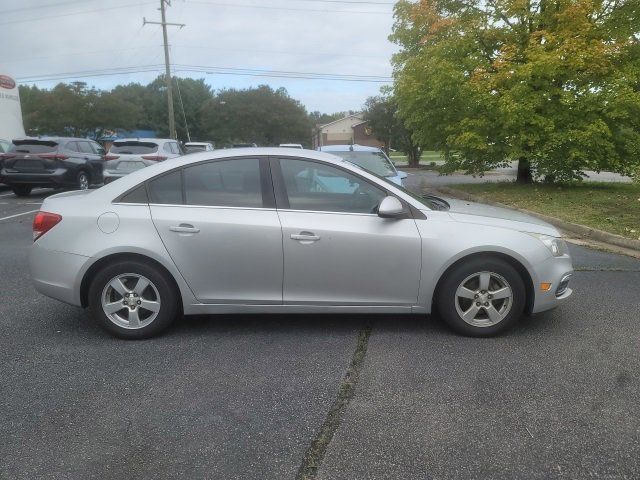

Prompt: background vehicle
xmin=232 ymin=143 xmax=257 ymax=148
xmin=103 ymin=138 xmax=182 ymax=184
xmin=0 ymin=137 xmax=104 ymax=196
xmin=319 ymin=144 xmax=408 ymax=186
xmin=30 ymin=148 xmax=573 ymax=339
xmin=279 ymin=143 xmax=303 ymax=149
xmin=184 ymin=142 xmax=215 ymax=153
xmin=0 ymin=139 xmax=10 ymax=153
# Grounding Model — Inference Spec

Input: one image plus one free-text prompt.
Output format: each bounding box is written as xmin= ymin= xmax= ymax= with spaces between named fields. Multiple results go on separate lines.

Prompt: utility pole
xmin=143 ymin=0 xmax=185 ymax=140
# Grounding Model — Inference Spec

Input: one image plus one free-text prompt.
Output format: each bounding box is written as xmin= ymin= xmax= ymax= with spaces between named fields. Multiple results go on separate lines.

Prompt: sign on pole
xmin=0 ymin=74 xmax=26 ymax=140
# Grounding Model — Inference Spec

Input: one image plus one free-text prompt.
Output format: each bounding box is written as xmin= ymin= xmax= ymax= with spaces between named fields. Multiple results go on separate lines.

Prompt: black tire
xmin=88 ymin=260 xmax=179 ymax=339
xmin=12 ymin=185 xmax=32 ymax=197
xmin=436 ymin=257 xmax=526 ymax=337
xmin=77 ymin=170 xmax=90 ymax=190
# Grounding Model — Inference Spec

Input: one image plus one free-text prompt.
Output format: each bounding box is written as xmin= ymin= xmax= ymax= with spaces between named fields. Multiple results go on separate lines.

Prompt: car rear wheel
xmin=77 ymin=171 xmax=90 ymax=190
xmin=88 ymin=260 xmax=179 ymax=339
xmin=436 ymin=257 xmax=525 ymax=337
xmin=12 ymin=185 xmax=32 ymax=197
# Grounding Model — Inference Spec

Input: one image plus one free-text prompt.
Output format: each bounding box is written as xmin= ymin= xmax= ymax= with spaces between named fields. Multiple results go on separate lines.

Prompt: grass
xmin=451 ymin=182 xmax=640 ymax=240
xmin=389 ymin=150 xmax=444 ymax=165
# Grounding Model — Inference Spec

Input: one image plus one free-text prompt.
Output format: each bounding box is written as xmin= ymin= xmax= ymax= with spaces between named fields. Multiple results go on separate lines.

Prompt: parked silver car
xmin=29 ymin=148 xmax=573 ymax=339
xmin=103 ymin=138 xmax=182 ymax=184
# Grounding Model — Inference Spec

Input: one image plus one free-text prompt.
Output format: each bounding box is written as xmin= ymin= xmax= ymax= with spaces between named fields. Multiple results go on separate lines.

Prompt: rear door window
xmin=78 ymin=142 xmax=95 ymax=154
xmin=184 ymin=158 xmax=263 ymax=208
xmin=110 ymin=142 xmax=158 ymax=154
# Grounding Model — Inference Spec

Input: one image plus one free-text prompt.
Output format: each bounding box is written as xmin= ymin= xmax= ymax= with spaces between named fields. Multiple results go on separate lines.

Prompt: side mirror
xmin=378 ymin=196 xmax=405 ymax=218
xmin=397 ymin=170 xmax=408 ymax=180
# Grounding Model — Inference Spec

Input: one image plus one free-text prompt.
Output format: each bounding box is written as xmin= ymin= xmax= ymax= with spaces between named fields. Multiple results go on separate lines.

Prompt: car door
xmin=272 ymin=157 xmax=422 ymax=306
xmin=149 ymin=157 xmax=283 ymax=304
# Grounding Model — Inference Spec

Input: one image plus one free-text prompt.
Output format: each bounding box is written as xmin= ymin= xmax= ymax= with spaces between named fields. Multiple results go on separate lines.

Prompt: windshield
xmin=10 ymin=140 xmax=58 ymax=153
xmin=330 ymin=151 xmax=396 ymax=177
xmin=110 ymin=141 xmax=158 ymax=154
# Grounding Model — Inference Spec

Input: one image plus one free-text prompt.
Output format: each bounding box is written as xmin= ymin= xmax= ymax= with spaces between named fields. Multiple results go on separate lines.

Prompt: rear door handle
xmin=290 ymin=232 xmax=320 ymax=242
xmin=169 ymin=224 xmax=200 ymax=234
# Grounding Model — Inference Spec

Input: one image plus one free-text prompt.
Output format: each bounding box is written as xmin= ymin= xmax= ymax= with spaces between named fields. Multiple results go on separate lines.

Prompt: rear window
xmin=110 ymin=141 xmax=158 ymax=155
xmin=10 ymin=140 xmax=58 ymax=154
xmin=185 ymin=145 xmax=206 ymax=153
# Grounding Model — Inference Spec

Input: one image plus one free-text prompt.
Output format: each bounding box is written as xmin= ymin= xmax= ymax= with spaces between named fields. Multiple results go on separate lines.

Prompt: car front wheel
xmin=88 ymin=260 xmax=179 ymax=339
xmin=437 ymin=257 xmax=525 ymax=337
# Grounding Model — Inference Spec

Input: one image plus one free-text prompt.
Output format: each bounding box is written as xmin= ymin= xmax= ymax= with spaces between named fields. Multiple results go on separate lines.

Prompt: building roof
xmin=318 ymin=113 xmax=363 ymax=129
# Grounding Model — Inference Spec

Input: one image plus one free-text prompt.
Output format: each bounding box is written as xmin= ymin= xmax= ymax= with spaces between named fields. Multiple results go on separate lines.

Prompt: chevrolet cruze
xmin=29 ymin=148 xmax=573 ymax=338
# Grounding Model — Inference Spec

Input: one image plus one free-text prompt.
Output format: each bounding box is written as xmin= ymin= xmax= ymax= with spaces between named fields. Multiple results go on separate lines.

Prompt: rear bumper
xmin=0 ymin=169 xmax=72 ymax=187
xmin=531 ymin=255 xmax=574 ymax=313
xmin=103 ymin=171 xmax=130 ymax=184
xmin=29 ymin=243 xmax=87 ymax=307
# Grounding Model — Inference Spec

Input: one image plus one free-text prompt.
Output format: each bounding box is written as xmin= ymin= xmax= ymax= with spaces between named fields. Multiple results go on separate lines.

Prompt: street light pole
xmin=143 ymin=0 xmax=185 ymax=140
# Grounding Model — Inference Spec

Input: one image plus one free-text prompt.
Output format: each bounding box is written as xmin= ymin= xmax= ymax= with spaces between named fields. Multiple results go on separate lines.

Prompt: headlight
xmin=528 ymin=233 xmax=568 ymax=257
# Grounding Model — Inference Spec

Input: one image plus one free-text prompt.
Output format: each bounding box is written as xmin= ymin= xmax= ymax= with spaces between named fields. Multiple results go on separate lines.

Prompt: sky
xmin=1 ymin=0 xmax=399 ymax=113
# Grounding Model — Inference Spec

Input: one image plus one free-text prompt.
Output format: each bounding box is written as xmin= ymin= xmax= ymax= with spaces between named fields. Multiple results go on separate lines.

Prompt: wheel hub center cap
xmin=126 ymin=296 xmax=138 ymax=308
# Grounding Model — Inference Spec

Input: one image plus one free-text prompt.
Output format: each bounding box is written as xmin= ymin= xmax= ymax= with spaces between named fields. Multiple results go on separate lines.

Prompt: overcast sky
xmin=2 ymin=0 xmax=398 ymax=113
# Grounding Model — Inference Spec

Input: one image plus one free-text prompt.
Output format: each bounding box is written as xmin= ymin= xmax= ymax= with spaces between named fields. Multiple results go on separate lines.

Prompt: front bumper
xmin=530 ymin=254 xmax=574 ymax=313
xmin=29 ymin=243 xmax=88 ymax=307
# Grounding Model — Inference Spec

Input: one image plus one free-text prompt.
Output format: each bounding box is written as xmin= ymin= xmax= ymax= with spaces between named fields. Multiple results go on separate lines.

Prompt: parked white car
xmin=103 ymin=138 xmax=182 ymax=184
xmin=184 ymin=142 xmax=215 ymax=153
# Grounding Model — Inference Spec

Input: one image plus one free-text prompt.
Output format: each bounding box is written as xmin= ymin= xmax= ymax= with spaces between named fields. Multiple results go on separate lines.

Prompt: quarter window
xmin=184 ymin=159 xmax=263 ymax=208
xmin=148 ymin=170 xmax=183 ymax=205
xmin=279 ymin=159 xmax=386 ymax=213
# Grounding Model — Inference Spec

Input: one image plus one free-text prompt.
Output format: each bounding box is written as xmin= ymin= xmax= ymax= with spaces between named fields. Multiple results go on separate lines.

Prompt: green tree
xmin=363 ymin=93 xmax=423 ymax=167
xmin=391 ymin=0 xmax=640 ymax=182
xmin=200 ymin=85 xmax=312 ymax=146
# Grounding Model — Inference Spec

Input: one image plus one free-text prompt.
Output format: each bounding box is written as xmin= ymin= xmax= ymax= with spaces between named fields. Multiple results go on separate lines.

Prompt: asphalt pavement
xmin=1 ymin=186 xmax=639 ymax=479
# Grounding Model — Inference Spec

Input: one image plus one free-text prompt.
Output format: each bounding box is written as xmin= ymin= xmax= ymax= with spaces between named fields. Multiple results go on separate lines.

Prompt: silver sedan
xmin=29 ymin=148 xmax=573 ymax=338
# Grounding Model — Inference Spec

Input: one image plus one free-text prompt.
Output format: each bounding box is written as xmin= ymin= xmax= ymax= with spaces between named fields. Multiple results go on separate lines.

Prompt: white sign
xmin=0 ymin=74 xmax=26 ymax=141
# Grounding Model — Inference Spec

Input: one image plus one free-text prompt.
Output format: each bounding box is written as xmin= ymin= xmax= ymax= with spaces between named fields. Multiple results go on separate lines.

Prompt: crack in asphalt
xmin=296 ymin=324 xmax=372 ymax=480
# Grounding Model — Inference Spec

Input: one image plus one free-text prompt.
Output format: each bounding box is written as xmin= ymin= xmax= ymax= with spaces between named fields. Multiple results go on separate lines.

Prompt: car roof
xmin=185 ymin=142 xmax=211 ymax=146
xmin=319 ymin=144 xmax=383 ymax=153
xmin=96 ymin=148 xmax=354 ymax=197
xmin=12 ymin=137 xmax=97 ymax=143
xmin=113 ymin=138 xmax=174 ymax=143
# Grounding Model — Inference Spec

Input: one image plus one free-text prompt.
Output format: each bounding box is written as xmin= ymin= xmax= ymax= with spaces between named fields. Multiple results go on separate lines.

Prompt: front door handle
xmin=290 ymin=232 xmax=320 ymax=242
xmin=169 ymin=224 xmax=200 ymax=234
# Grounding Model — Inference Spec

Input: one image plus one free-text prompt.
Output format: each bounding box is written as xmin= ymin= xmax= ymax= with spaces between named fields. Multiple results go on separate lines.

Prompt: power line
xmin=16 ymin=64 xmax=392 ymax=83
xmin=188 ymin=1 xmax=390 ymax=15
xmin=0 ymin=1 xmax=156 ymax=26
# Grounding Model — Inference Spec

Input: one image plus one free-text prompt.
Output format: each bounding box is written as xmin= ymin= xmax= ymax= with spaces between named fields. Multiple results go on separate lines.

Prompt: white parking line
xmin=0 ymin=209 xmax=40 ymax=221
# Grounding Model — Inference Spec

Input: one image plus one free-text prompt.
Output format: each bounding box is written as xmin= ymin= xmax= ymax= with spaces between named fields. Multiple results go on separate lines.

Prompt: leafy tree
xmin=200 ymin=85 xmax=312 ymax=146
xmin=363 ymin=93 xmax=423 ymax=167
xmin=391 ymin=0 xmax=640 ymax=182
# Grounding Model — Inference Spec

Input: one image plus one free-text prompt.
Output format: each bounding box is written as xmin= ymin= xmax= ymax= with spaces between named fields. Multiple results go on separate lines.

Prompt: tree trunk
xmin=517 ymin=157 xmax=533 ymax=183
xmin=407 ymin=147 xmax=420 ymax=168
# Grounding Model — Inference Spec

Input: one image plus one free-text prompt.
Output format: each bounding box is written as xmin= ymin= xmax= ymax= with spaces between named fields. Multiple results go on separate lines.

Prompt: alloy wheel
xmin=78 ymin=173 xmax=89 ymax=190
xmin=101 ymin=273 xmax=161 ymax=329
xmin=454 ymin=271 xmax=513 ymax=327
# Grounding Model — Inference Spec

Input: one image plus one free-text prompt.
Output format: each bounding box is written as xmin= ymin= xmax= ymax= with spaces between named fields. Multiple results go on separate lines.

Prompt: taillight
xmin=104 ymin=154 xmax=120 ymax=160
xmin=39 ymin=153 xmax=69 ymax=160
xmin=141 ymin=155 xmax=168 ymax=161
xmin=0 ymin=153 xmax=16 ymax=160
xmin=33 ymin=211 xmax=62 ymax=241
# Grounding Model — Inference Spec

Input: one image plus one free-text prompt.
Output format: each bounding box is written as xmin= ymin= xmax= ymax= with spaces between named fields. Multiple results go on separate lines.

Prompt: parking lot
xmin=1 ymin=187 xmax=639 ymax=479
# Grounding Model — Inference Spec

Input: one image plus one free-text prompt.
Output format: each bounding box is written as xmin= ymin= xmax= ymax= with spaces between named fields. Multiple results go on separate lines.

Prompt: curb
xmin=433 ymin=186 xmax=640 ymax=253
